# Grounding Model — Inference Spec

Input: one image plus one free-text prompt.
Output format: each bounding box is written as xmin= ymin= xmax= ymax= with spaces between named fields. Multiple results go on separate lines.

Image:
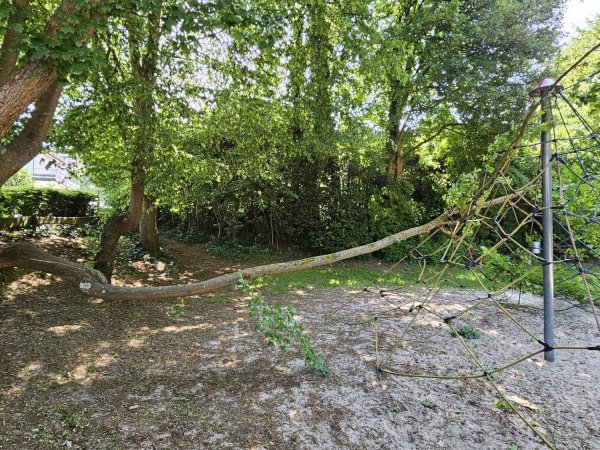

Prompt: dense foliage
xmin=0 ymin=187 xmax=96 ymax=217
xmin=8 ymin=1 xmax=596 ymax=265
xmin=3 ymin=168 xmax=33 ymax=188
xmin=42 ymin=0 xmax=567 ymax=258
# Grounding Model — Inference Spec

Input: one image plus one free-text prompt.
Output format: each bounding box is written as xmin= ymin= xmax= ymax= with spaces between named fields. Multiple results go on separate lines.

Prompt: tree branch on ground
xmin=0 ymin=192 xmax=520 ymax=302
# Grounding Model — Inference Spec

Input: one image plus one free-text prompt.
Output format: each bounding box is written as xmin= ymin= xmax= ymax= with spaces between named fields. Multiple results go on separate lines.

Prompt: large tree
xmin=54 ymin=0 xmax=183 ymax=279
xmin=0 ymin=0 xmax=204 ymax=188
xmin=375 ymin=0 xmax=564 ymax=181
xmin=0 ymin=0 xmax=111 ymax=185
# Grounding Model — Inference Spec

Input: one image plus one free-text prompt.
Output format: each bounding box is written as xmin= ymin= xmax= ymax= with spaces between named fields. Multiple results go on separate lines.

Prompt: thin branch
xmin=554 ymin=42 xmax=600 ymax=87
xmin=410 ymin=123 xmax=463 ymax=152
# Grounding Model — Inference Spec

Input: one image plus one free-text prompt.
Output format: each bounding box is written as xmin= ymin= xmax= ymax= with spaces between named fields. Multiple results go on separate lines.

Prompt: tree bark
xmin=0 ymin=81 xmax=64 ymax=186
xmin=93 ymin=175 xmax=144 ymax=281
xmin=139 ymin=195 xmax=160 ymax=256
xmin=288 ymin=8 xmax=305 ymax=142
xmin=307 ymin=1 xmax=334 ymax=138
xmin=134 ymin=2 xmax=162 ymax=257
xmin=0 ymin=242 xmax=107 ymax=283
xmin=386 ymin=76 xmax=411 ymax=182
xmin=0 ymin=64 xmax=58 ymax=140
xmin=0 ymin=0 xmax=100 ymax=140
xmin=388 ymin=133 xmax=405 ymax=181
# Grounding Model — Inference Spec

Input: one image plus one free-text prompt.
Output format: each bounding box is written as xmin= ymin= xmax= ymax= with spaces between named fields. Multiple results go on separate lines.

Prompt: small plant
xmin=43 ymin=404 xmax=58 ymax=418
xmin=495 ymin=399 xmax=513 ymax=412
xmin=451 ymin=325 xmax=481 ymax=340
xmin=61 ymin=413 xmax=87 ymax=430
xmin=85 ymin=364 xmax=100 ymax=374
xmin=166 ymin=307 xmax=185 ymax=320
xmin=35 ymin=403 xmax=88 ymax=448
xmin=387 ymin=403 xmax=402 ymax=413
xmin=240 ymin=277 xmax=330 ymax=376
xmin=420 ymin=399 xmax=437 ymax=410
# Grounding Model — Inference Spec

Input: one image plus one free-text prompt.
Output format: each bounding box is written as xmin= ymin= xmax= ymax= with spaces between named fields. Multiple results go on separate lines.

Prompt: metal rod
xmin=540 ymin=87 xmax=555 ymax=362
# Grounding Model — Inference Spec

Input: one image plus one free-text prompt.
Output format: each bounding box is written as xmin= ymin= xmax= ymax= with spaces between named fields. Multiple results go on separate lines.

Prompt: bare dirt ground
xmin=1 ymin=236 xmax=600 ymax=449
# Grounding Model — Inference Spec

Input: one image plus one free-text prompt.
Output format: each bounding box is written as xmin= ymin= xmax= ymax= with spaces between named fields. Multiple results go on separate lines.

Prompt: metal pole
xmin=540 ymin=85 xmax=555 ymax=362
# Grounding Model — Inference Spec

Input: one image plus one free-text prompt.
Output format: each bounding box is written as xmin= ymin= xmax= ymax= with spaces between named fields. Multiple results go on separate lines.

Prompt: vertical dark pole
xmin=540 ymin=87 xmax=555 ymax=362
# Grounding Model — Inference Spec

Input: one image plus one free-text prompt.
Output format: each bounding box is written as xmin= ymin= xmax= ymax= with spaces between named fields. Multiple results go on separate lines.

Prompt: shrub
xmin=0 ymin=187 xmax=96 ymax=217
xmin=451 ymin=325 xmax=481 ymax=340
xmin=3 ymin=169 xmax=33 ymax=188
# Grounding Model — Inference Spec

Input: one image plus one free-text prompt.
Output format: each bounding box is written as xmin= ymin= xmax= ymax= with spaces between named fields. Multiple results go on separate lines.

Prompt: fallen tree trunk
xmin=0 ymin=209 xmax=454 ymax=301
xmin=0 ymin=191 xmax=521 ymax=301
xmin=0 ymin=242 xmax=107 ymax=284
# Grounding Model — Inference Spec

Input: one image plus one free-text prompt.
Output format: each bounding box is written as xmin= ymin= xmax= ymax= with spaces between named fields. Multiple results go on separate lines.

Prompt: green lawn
xmin=252 ymin=261 xmax=597 ymax=305
xmin=253 ymin=263 xmax=506 ymax=296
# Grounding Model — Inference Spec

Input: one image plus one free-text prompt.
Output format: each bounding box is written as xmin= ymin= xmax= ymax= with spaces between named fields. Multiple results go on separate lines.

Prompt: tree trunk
xmin=0 ymin=0 xmax=100 ymax=141
xmin=388 ymin=133 xmax=405 ymax=181
xmin=307 ymin=1 xmax=334 ymax=138
xmin=386 ymin=77 xmax=410 ymax=182
xmin=288 ymin=8 xmax=306 ymax=142
xmin=0 ymin=81 xmax=64 ymax=186
xmin=92 ymin=0 xmax=162 ymax=281
xmin=0 ymin=191 xmax=521 ymax=302
xmin=0 ymin=64 xmax=58 ymax=140
xmin=0 ymin=0 xmax=103 ymax=188
xmin=140 ymin=195 xmax=160 ymax=256
xmin=93 ymin=175 xmax=144 ymax=281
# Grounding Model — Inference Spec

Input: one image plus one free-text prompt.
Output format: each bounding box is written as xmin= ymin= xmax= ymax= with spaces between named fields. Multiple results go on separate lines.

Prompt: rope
xmin=325 ymin=83 xmax=600 ymax=449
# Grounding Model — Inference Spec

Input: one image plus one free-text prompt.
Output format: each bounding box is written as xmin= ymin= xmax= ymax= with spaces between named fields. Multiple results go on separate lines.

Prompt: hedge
xmin=0 ymin=187 xmax=97 ymax=217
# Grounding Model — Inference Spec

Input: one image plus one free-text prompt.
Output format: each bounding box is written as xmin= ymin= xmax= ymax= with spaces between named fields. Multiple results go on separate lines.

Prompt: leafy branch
xmin=240 ymin=277 xmax=330 ymax=376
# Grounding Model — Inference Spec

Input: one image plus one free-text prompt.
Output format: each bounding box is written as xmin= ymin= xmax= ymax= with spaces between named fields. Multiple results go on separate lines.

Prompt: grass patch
xmin=451 ymin=325 xmax=481 ymax=340
xmin=253 ymin=264 xmax=503 ymax=296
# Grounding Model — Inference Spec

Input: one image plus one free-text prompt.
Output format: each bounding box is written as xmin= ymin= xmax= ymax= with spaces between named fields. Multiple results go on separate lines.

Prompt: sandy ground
xmin=1 ymin=237 xmax=600 ymax=449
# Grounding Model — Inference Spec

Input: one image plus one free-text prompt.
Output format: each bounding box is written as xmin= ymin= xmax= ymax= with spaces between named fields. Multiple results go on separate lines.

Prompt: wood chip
xmin=505 ymin=395 xmax=538 ymax=411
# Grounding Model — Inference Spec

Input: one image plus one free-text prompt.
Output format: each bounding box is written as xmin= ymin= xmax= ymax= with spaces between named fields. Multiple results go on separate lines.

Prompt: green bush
xmin=451 ymin=325 xmax=481 ymax=339
xmin=3 ymin=169 xmax=33 ymax=188
xmin=0 ymin=187 xmax=96 ymax=217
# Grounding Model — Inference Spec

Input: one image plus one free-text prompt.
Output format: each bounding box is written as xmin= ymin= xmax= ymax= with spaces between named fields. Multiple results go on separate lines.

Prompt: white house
xmin=23 ymin=153 xmax=81 ymax=190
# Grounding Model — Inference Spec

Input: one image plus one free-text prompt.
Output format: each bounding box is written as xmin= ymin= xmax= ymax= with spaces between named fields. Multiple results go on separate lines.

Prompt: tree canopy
xmin=0 ymin=0 xmax=575 ymax=281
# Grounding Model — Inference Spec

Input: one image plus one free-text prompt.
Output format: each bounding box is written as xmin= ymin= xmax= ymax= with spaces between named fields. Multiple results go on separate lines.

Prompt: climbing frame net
xmin=324 ymin=84 xmax=600 ymax=448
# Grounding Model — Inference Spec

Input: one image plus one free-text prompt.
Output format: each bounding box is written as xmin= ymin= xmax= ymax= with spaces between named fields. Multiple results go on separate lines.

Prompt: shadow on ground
xmin=1 ymin=237 xmax=599 ymax=449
